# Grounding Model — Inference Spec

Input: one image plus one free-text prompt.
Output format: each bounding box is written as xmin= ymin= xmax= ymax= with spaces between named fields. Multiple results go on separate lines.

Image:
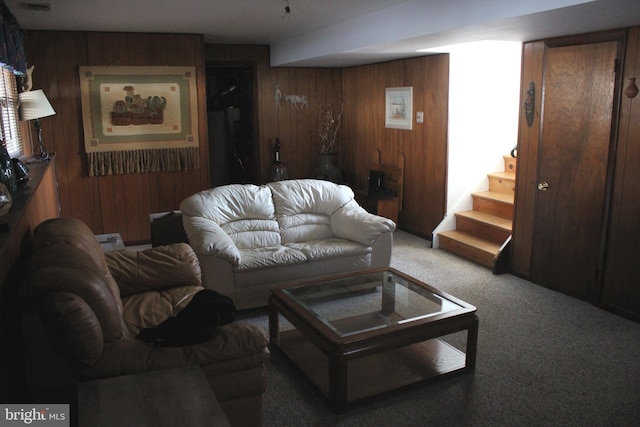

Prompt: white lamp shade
xmin=19 ymin=89 xmax=56 ymax=121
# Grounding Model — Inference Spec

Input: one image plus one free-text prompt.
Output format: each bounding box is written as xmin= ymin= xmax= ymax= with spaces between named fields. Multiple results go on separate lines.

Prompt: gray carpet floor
xmin=237 ymin=230 xmax=640 ymax=426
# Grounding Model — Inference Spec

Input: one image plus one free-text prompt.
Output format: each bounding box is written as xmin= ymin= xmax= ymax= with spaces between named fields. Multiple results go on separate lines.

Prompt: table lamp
xmin=19 ymin=89 xmax=56 ymax=161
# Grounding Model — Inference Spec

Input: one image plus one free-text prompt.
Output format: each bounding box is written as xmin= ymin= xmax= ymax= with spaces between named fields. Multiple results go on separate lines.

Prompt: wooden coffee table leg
xmin=466 ymin=314 xmax=479 ymax=371
xmin=328 ymin=354 xmax=348 ymax=412
xmin=268 ymin=297 xmax=280 ymax=345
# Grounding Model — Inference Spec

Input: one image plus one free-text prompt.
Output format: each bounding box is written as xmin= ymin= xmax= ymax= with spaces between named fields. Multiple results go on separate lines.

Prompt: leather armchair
xmin=21 ymin=217 xmax=269 ymax=427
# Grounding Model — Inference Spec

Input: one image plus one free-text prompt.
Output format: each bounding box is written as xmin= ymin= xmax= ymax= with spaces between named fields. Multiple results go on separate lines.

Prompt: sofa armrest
xmin=36 ymin=292 xmax=105 ymax=367
xmin=106 ymin=243 xmax=202 ymax=297
xmin=182 ymin=216 xmax=241 ymax=265
xmin=331 ymin=200 xmax=396 ymax=246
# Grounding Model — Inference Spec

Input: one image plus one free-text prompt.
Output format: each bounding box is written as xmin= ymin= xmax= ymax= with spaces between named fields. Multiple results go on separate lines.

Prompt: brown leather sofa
xmin=20 ymin=217 xmax=269 ymax=427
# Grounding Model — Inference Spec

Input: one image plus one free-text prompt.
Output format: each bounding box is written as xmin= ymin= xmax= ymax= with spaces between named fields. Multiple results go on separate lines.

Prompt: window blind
xmin=0 ymin=65 xmax=23 ymax=157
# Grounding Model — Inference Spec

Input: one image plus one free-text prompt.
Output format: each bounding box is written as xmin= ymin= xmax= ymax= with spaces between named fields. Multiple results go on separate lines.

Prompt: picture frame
xmin=79 ymin=65 xmax=199 ymax=154
xmin=385 ymin=86 xmax=413 ymax=130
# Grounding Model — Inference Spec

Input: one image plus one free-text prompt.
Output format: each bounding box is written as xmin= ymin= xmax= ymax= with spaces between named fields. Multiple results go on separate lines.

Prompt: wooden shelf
xmin=277 ymin=329 xmax=467 ymax=403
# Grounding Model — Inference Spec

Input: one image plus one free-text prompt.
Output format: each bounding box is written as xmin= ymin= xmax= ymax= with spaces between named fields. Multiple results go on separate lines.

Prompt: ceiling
xmin=6 ymin=0 xmax=640 ymax=67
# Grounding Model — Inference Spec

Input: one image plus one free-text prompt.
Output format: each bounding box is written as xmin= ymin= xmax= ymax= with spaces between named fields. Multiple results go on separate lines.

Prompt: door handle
xmin=537 ymin=182 xmax=550 ymax=191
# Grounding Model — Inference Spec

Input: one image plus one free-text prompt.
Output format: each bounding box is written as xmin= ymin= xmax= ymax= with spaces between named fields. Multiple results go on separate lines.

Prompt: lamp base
xmin=32 ymin=119 xmax=54 ymax=162
xmin=27 ymin=152 xmax=56 ymax=164
xmin=36 ymin=151 xmax=52 ymax=161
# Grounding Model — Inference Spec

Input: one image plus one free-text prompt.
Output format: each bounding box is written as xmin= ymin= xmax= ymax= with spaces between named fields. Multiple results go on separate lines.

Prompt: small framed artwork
xmin=385 ymin=86 xmax=413 ymax=130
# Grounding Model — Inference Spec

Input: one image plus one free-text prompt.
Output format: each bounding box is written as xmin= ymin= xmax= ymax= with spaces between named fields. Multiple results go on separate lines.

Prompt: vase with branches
xmin=318 ymin=99 xmax=344 ymax=153
xmin=315 ymin=99 xmax=345 ymax=183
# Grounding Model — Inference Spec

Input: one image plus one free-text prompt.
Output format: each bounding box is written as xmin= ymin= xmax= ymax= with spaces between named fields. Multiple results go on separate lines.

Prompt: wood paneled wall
xmin=600 ymin=27 xmax=640 ymax=320
xmin=510 ymin=40 xmax=543 ymax=277
xmin=342 ymin=55 xmax=449 ymax=238
xmin=204 ymin=47 xmax=449 ymax=239
xmin=24 ymin=31 xmax=209 ymax=244
xmin=24 ymin=31 xmax=448 ymax=242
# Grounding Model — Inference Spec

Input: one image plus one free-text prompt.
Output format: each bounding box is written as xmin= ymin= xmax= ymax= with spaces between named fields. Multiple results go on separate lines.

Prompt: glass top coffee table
xmin=268 ymin=267 xmax=478 ymax=412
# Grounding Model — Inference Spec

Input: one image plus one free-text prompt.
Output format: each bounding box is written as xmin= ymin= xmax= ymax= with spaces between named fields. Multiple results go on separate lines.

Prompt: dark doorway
xmin=206 ymin=66 xmax=256 ymax=186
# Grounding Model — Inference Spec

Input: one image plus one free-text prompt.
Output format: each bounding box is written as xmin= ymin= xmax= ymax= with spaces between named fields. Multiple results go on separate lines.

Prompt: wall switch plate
xmin=416 ymin=111 xmax=424 ymax=123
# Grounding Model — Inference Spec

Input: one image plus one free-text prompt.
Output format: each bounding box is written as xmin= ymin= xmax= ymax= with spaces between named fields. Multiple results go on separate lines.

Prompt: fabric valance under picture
xmin=79 ymin=66 xmax=200 ymax=176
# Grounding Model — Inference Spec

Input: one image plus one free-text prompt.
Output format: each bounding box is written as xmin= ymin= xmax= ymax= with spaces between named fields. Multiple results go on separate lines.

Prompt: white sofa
xmin=180 ymin=179 xmax=396 ymax=309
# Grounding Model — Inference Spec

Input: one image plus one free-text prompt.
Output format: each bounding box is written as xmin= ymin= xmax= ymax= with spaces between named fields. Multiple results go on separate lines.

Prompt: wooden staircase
xmin=439 ymin=155 xmax=516 ymax=272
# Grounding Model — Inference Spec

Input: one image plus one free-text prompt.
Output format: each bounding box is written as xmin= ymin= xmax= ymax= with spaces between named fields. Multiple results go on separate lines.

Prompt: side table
xmin=78 ymin=365 xmax=230 ymax=427
xmin=354 ymin=189 xmax=399 ymax=223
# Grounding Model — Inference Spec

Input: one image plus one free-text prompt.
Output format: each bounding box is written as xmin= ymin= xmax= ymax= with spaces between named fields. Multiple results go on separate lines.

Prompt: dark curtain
xmin=0 ymin=0 xmax=25 ymax=75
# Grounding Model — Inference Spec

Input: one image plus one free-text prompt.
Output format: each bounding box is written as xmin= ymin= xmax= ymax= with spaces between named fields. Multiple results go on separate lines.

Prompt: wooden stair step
xmin=488 ymin=172 xmax=516 ymax=194
xmin=488 ymin=171 xmax=516 ymax=180
xmin=472 ymin=191 xmax=514 ymax=219
xmin=473 ymin=190 xmax=514 ymax=204
xmin=455 ymin=210 xmax=512 ymax=243
xmin=456 ymin=210 xmax=512 ymax=232
xmin=439 ymin=230 xmax=501 ymax=269
xmin=503 ymin=155 xmax=517 ymax=174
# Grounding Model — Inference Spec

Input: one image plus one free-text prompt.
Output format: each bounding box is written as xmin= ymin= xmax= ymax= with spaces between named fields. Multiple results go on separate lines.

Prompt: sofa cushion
xmin=106 ymin=243 xmax=202 ymax=297
xmin=181 ymin=183 xmax=276 ymax=226
xmin=268 ymin=179 xmax=354 ymax=216
xmin=222 ymin=218 xmax=280 ymax=249
xmin=285 ymin=237 xmax=371 ymax=260
xmin=234 ymin=246 xmax=307 ymax=271
xmin=268 ymin=179 xmax=354 ymax=243
xmin=121 ymin=285 xmax=203 ymax=336
xmin=181 ymin=184 xmax=280 ymax=253
xmin=277 ymin=212 xmax=334 ymax=243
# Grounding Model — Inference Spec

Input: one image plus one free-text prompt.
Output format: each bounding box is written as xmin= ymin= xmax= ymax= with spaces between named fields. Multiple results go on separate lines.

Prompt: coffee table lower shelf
xmin=276 ymin=328 xmax=468 ymax=406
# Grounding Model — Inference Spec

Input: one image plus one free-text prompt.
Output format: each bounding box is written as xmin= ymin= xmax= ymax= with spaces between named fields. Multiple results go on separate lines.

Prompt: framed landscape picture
xmin=385 ymin=86 xmax=413 ymax=130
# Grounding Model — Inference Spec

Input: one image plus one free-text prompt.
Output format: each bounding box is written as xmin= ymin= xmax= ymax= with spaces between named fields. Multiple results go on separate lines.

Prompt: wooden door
xmin=529 ymin=40 xmax=618 ymax=302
